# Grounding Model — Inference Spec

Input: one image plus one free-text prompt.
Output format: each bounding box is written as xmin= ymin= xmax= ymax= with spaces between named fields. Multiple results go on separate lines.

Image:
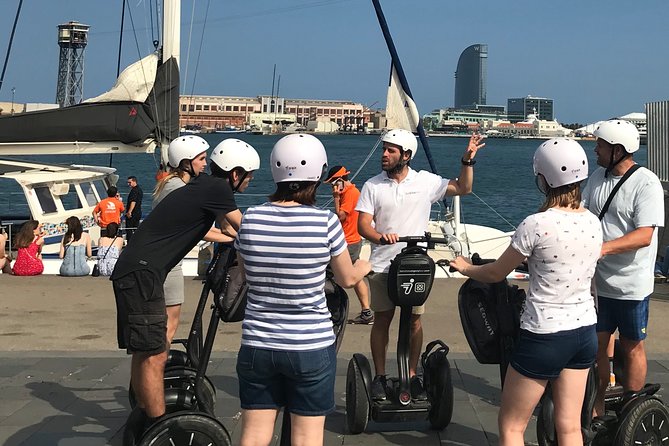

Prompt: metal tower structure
xmin=55 ymin=21 xmax=89 ymax=107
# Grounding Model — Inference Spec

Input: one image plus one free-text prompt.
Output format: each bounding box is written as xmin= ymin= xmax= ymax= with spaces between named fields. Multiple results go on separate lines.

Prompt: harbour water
xmin=0 ymin=135 xmax=648 ymax=232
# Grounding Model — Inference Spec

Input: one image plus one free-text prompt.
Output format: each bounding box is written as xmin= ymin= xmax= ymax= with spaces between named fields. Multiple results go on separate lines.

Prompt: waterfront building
xmin=491 ymin=112 xmax=571 ymax=138
xmin=454 ymin=44 xmax=488 ymax=109
xmin=507 ymin=96 xmax=554 ymax=122
xmin=424 ymin=105 xmax=506 ymax=132
xmin=179 ymin=94 xmax=368 ymax=132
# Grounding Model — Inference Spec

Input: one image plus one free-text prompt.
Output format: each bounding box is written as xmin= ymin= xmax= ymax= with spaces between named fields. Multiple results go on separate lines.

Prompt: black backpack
xmin=207 ymin=244 xmax=249 ymax=323
xmin=457 ymin=279 xmax=526 ymax=365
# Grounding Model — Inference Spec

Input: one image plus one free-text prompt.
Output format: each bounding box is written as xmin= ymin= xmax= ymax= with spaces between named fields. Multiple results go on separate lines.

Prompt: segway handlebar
xmin=378 ymin=231 xmax=450 ymax=249
xmin=379 ymin=232 xmax=457 ymax=272
xmin=378 ymin=234 xmax=497 ymax=273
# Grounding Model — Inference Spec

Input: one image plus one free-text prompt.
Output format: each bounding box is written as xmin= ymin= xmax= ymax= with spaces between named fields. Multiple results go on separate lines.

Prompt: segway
xmin=457 ymin=254 xmax=526 ymax=387
xmin=130 ymin=245 xmax=350 ymax=446
xmin=536 ymin=339 xmax=669 ymax=446
xmin=127 ymin=243 xmax=236 ymax=411
xmin=278 ymin=272 xmax=350 ymax=446
xmin=345 ymin=233 xmax=454 ymax=434
xmin=125 ymin=243 xmax=243 ymax=446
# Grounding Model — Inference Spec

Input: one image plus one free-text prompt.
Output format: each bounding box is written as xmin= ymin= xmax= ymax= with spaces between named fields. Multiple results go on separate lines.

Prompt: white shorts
xmin=164 ymin=260 xmax=185 ymax=306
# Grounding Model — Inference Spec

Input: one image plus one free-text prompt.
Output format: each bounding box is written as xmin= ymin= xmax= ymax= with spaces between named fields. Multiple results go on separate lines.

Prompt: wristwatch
xmin=461 ymin=158 xmax=476 ymax=166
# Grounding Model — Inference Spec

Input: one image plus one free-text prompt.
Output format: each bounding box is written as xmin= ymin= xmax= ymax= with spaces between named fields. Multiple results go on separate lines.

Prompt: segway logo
xmin=401 ymin=280 xmax=426 ymax=294
xmin=477 ymin=302 xmax=494 ymax=336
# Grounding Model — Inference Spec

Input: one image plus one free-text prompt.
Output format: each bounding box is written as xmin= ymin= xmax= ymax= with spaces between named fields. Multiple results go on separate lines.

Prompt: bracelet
xmin=461 ymin=158 xmax=476 ymax=166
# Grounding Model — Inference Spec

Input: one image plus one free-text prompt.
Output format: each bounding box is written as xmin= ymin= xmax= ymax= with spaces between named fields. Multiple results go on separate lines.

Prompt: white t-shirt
xmin=511 ymin=209 xmax=601 ymax=334
xmin=355 ymin=168 xmax=450 ymax=272
xmin=582 ymin=166 xmax=665 ymax=300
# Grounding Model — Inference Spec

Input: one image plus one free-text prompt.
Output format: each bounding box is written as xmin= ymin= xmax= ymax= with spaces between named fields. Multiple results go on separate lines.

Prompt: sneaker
xmin=410 ymin=375 xmax=428 ymax=401
xmin=348 ymin=311 xmax=374 ymax=325
xmin=371 ymin=375 xmax=388 ymax=401
xmin=655 ymin=272 xmax=667 ymax=283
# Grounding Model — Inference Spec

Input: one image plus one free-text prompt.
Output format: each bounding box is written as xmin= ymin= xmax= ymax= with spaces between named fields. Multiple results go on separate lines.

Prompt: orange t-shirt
xmin=94 ymin=197 xmax=125 ymax=227
xmin=338 ymin=183 xmax=361 ymax=245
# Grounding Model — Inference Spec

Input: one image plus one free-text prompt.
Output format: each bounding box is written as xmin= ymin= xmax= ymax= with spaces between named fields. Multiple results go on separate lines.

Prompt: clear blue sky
xmin=1 ymin=0 xmax=668 ymax=124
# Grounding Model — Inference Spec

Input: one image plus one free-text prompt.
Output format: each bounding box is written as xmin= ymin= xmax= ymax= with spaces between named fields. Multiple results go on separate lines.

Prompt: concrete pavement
xmin=0 ymin=275 xmax=668 ymax=445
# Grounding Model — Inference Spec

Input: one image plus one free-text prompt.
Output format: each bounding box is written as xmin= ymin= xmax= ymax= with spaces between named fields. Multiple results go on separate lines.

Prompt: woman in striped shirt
xmin=235 ymin=134 xmax=371 ymax=446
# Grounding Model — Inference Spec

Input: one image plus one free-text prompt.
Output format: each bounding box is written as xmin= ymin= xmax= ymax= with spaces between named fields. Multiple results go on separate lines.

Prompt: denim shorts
xmin=510 ymin=324 xmax=597 ymax=380
xmin=113 ymin=269 xmax=167 ymax=355
xmin=596 ymin=296 xmax=649 ymax=341
xmin=236 ymin=343 xmax=337 ymax=416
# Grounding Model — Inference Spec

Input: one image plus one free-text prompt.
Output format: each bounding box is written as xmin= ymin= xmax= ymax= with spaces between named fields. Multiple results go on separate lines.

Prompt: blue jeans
xmin=236 ymin=343 xmax=336 ymax=416
xmin=655 ymin=245 xmax=669 ymax=275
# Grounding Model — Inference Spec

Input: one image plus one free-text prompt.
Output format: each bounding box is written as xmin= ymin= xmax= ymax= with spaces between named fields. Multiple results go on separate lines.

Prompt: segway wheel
xmin=535 ymin=384 xmax=558 ymax=446
xmin=536 ymin=412 xmax=557 ymax=446
xmin=166 ymin=348 xmax=189 ymax=369
xmin=346 ymin=358 xmax=369 ymax=434
xmin=138 ymin=412 xmax=231 ymax=446
xmin=128 ymin=367 xmax=216 ymax=412
xmin=614 ymin=397 xmax=669 ymax=446
xmin=428 ymin=358 xmax=454 ymax=430
xmin=164 ymin=367 xmax=216 ymax=413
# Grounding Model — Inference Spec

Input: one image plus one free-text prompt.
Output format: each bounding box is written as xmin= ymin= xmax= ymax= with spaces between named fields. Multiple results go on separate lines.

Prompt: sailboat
xmin=0 ymin=1 xmax=180 ymax=157
xmin=0 ymin=1 xmax=184 ymax=271
xmin=368 ymin=0 xmax=520 ymax=279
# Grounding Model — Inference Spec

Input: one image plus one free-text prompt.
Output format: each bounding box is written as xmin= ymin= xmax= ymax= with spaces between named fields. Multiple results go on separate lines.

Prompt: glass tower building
xmin=454 ymin=44 xmax=488 ymax=109
xmin=507 ymin=96 xmax=554 ymax=122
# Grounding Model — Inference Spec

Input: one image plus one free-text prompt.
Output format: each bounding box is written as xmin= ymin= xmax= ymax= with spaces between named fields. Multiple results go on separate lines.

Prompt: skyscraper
xmin=454 ymin=44 xmax=487 ymax=109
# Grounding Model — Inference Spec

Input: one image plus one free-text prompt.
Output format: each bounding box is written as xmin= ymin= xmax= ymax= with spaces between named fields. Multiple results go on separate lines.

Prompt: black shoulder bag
xmin=597 ymin=165 xmax=640 ymax=220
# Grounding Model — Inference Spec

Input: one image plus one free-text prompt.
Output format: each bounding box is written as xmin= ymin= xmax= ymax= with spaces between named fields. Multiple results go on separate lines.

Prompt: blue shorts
xmin=510 ymin=324 xmax=597 ymax=380
xmin=596 ymin=296 xmax=649 ymax=341
xmin=236 ymin=343 xmax=336 ymax=416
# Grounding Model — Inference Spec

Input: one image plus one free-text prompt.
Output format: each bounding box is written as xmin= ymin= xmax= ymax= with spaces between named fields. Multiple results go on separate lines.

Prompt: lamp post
xmin=10 ymin=87 xmax=16 ymax=115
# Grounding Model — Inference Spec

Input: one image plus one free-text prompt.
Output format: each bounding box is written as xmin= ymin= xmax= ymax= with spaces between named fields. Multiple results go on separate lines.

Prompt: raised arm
xmin=446 ymin=133 xmax=486 ymax=196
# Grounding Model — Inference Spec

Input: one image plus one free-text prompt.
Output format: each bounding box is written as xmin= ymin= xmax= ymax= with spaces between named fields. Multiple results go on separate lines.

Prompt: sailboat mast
xmin=162 ymin=0 xmax=180 ymax=67
xmin=370 ymin=0 xmax=436 ymax=176
xmin=159 ymin=0 xmax=180 ymax=167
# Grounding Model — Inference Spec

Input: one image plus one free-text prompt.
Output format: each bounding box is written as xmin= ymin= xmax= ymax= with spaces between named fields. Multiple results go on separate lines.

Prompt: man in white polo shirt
xmin=356 ymin=128 xmax=485 ymax=401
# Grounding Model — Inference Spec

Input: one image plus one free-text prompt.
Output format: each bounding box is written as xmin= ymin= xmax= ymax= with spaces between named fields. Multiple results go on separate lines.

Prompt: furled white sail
xmin=84 ymin=53 xmax=159 ymax=103
xmin=385 ymin=64 xmax=420 ymax=132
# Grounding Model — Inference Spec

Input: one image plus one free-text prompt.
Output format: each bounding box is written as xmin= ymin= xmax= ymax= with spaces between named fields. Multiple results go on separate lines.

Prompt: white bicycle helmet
xmin=270 ymin=134 xmax=327 ymax=183
xmin=167 ymin=135 xmax=210 ymax=168
xmin=593 ymin=119 xmax=640 ymax=154
xmin=210 ymin=138 xmax=260 ymax=172
xmin=533 ymin=138 xmax=588 ymax=188
xmin=382 ymin=128 xmax=418 ymax=159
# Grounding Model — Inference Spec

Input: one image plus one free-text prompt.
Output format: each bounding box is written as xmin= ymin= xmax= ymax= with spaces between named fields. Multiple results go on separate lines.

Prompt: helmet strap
xmin=229 ymin=171 xmax=249 ymax=193
xmin=535 ymin=175 xmax=549 ymax=196
xmin=604 ymin=148 xmax=630 ymax=178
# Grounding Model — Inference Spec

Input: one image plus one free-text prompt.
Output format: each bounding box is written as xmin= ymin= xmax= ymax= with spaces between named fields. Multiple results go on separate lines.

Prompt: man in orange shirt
xmin=93 ymin=186 xmax=125 ymax=235
xmin=325 ymin=166 xmax=373 ymax=324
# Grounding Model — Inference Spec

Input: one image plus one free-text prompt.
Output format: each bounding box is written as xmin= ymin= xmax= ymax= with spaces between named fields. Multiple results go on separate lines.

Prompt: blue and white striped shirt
xmin=235 ymin=203 xmax=347 ymax=351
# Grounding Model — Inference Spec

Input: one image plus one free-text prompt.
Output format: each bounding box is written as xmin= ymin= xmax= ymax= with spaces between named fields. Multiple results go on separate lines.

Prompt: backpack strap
xmin=598 ymin=164 xmax=641 ymax=220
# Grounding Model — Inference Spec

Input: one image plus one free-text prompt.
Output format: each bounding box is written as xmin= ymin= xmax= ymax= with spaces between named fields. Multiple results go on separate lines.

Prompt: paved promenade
xmin=1 ymin=275 xmax=668 ymax=445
